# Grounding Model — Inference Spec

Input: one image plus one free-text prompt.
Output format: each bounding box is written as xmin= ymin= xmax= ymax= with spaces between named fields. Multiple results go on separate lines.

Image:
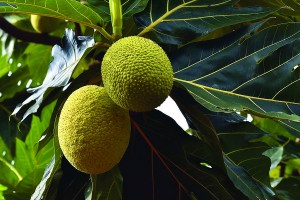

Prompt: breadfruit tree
xmin=0 ymin=0 xmax=299 ymax=199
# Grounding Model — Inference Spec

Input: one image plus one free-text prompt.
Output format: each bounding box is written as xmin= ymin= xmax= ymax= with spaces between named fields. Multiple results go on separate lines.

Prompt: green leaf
xmin=0 ymin=0 xmax=105 ymax=32
xmin=239 ymin=0 xmax=300 ymax=17
xmin=171 ymin=86 xmax=226 ymax=171
xmin=86 ymin=0 xmax=149 ymax=23
xmin=4 ymin=167 xmax=45 ymax=200
xmin=217 ymin=122 xmax=272 ymax=186
xmin=25 ymin=101 xmax=56 ymax=150
xmin=276 ymin=176 xmax=300 ymax=200
xmin=0 ymin=136 xmax=13 ymax=162
xmin=173 ymin=22 xmax=300 ymax=126
xmin=0 ymin=184 xmax=7 ymax=200
xmin=31 ymin=106 xmax=62 ymax=200
xmin=252 ymin=117 xmax=296 ymax=141
xmin=24 ymin=44 xmax=52 ymax=87
xmin=121 ymin=110 xmax=246 ymax=199
xmin=30 ymin=156 xmax=62 ymax=200
xmin=0 ymin=66 xmax=31 ymax=102
xmin=87 ymin=167 xmax=122 ymax=200
xmin=224 ymin=157 xmax=276 ymax=200
xmin=174 ymin=87 xmax=276 ymax=199
xmin=262 ymin=147 xmax=283 ymax=170
xmin=14 ymin=139 xmax=35 ymax=176
xmin=134 ymin=0 xmax=277 ymax=44
xmin=122 ymin=0 xmax=149 ymax=19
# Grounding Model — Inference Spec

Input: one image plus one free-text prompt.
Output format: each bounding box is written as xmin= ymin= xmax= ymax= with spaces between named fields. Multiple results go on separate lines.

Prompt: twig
xmin=0 ymin=16 xmax=61 ymax=46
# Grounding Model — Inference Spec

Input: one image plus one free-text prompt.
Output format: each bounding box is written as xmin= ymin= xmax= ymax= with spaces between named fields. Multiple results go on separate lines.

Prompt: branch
xmin=0 ymin=16 xmax=61 ymax=46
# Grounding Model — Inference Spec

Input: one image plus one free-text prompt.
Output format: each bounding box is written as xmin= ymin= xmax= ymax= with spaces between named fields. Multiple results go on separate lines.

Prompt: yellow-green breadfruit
xmin=30 ymin=15 xmax=62 ymax=33
xmin=58 ymin=85 xmax=131 ymax=174
xmin=101 ymin=36 xmax=173 ymax=112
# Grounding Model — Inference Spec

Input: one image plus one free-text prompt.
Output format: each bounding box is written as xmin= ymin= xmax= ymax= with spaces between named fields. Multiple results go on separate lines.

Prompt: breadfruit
xmin=101 ymin=36 xmax=173 ymax=112
xmin=58 ymin=85 xmax=131 ymax=174
xmin=30 ymin=15 xmax=62 ymax=33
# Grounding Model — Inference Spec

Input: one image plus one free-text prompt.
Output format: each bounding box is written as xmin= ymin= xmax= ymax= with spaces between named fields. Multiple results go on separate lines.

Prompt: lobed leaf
xmin=120 ymin=110 xmax=246 ymax=199
xmin=171 ymin=86 xmax=277 ymax=199
xmin=172 ymin=22 xmax=300 ymax=128
xmin=0 ymin=0 xmax=105 ymax=32
xmin=87 ymin=0 xmax=149 ymax=23
xmin=134 ymin=0 xmax=277 ymax=45
xmin=87 ymin=167 xmax=122 ymax=200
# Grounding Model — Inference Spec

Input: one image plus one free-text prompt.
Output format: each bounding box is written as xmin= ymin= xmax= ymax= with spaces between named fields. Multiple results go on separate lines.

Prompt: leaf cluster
xmin=0 ymin=0 xmax=299 ymax=199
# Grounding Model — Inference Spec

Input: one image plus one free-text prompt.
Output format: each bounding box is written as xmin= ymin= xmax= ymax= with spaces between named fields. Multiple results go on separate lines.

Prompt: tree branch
xmin=0 ymin=16 xmax=61 ymax=46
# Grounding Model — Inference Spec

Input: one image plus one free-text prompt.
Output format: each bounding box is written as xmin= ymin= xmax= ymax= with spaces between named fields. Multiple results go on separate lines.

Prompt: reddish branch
xmin=0 ymin=16 xmax=61 ymax=46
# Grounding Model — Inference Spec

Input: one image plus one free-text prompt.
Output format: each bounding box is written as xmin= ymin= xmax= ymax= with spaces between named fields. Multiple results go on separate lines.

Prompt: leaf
xmin=87 ymin=167 xmax=122 ymax=200
xmin=0 ymin=67 xmax=31 ymax=102
xmin=171 ymin=86 xmax=226 ymax=171
xmin=4 ymin=167 xmax=45 ymax=200
xmin=32 ymin=100 xmax=89 ymax=199
xmin=24 ymin=44 xmax=52 ymax=87
xmin=0 ymin=142 xmax=21 ymax=188
xmin=36 ymin=65 xmax=102 ymax=152
xmin=25 ymin=101 xmax=56 ymax=151
xmin=86 ymin=0 xmax=149 ymax=23
xmin=30 ymin=156 xmax=62 ymax=200
xmin=239 ymin=0 xmax=300 ymax=17
xmin=134 ymin=0 xmax=277 ymax=45
xmin=0 ymin=97 xmax=31 ymax=152
xmin=252 ymin=117 xmax=296 ymax=141
xmin=31 ymin=106 xmax=62 ymax=200
xmin=172 ymin=86 xmax=276 ymax=199
xmin=275 ymin=176 xmax=300 ymax=200
xmin=262 ymin=147 xmax=284 ymax=170
xmin=11 ymin=29 xmax=95 ymax=122
xmin=120 ymin=110 xmax=247 ymax=199
xmin=172 ymin=22 xmax=300 ymax=125
xmin=0 ymin=0 xmax=105 ymax=31
xmin=0 ymin=184 xmax=7 ymax=200
xmin=214 ymin=115 xmax=274 ymax=188
xmin=224 ymin=157 xmax=276 ymax=200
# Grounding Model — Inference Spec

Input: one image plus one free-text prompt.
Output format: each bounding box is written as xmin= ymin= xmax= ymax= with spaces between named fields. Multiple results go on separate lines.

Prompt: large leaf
xmin=120 ymin=110 xmax=246 ymax=199
xmin=0 ymin=0 xmax=106 ymax=33
xmin=224 ymin=157 xmax=276 ymax=200
xmin=23 ymin=44 xmax=52 ymax=87
xmin=87 ymin=0 xmax=149 ymax=23
xmin=134 ymin=0 xmax=277 ymax=45
xmin=86 ymin=167 xmax=122 ymax=200
xmin=0 ymin=102 xmax=55 ymax=199
xmin=275 ymin=176 xmax=300 ymax=200
xmin=0 ymin=66 xmax=31 ymax=102
xmin=239 ymin=0 xmax=300 ymax=17
xmin=172 ymin=22 xmax=300 ymax=130
xmin=0 ymin=137 xmax=21 ymax=188
xmin=171 ymin=86 xmax=276 ymax=199
xmin=11 ymin=29 xmax=94 ymax=122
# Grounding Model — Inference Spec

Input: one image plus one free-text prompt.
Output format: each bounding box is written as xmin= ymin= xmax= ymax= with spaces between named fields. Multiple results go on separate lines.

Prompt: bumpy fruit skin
xmin=58 ymin=85 xmax=131 ymax=174
xmin=30 ymin=15 xmax=62 ymax=33
xmin=101 ymin=36 xmax=173 ymax=112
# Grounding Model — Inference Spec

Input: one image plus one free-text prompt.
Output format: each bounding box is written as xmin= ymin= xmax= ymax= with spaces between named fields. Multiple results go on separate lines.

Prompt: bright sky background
xmin=156 ymin=96 xmax=189 ymax=131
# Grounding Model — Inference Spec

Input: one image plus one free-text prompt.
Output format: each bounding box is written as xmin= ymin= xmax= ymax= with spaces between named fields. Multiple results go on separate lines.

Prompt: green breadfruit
xmin=101 ymin=36 xmax=174 ymax=112
xmin=30 ymin=15 xmax=62 ymax=33
xmin=58 ymin=85 xmax=131 ymax=174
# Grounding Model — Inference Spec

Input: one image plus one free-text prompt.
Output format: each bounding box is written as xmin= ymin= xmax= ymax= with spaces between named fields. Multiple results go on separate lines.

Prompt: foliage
xmin=0 ymin=0 xmax=299 ymax=199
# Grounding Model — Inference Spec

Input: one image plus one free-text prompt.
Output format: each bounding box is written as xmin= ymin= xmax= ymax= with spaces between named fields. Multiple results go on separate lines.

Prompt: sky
xmin=156 ymin=96 xmax=189 ymax=131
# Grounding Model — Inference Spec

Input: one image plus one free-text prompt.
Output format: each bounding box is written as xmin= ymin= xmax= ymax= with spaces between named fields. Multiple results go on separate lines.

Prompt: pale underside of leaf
xmin=11 ymin=29 xmax=95 ymax=122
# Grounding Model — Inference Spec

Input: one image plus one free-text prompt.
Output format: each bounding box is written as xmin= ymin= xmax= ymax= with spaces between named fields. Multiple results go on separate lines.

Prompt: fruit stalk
xmin=109 ymin=0 xmax=123 ymax=39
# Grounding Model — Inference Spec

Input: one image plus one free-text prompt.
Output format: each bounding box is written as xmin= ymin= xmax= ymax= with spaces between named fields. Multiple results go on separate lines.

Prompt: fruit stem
xmin=109 ymin=0 xmax=123 ymax=39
